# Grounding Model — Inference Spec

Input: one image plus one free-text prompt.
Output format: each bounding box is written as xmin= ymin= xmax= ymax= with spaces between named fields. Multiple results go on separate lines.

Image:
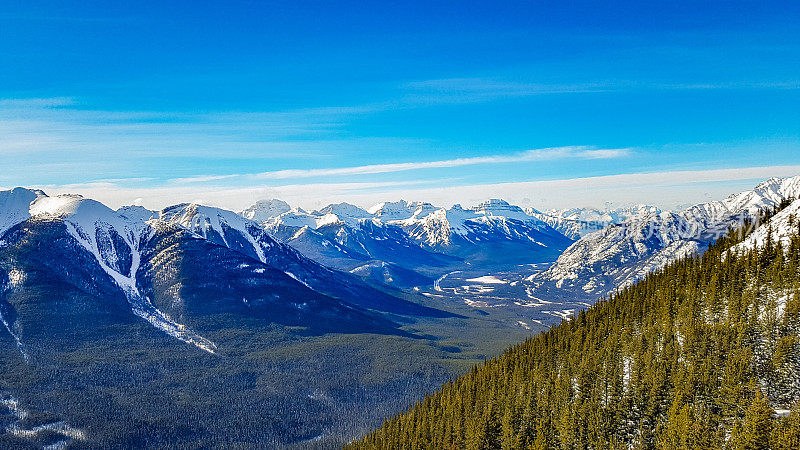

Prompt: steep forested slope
xmin=350 ymin=204 xmax=800 ymax=449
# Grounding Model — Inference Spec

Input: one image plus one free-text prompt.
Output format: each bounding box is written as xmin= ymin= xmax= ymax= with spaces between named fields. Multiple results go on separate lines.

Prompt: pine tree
xmin=729 ymin=390 xmax=774 ymax=450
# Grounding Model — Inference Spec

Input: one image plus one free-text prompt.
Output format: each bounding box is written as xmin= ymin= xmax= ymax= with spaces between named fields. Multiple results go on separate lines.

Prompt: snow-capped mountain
xmin=315 ymin=202 xmax=373 ymax=222
xmin=383 ymin=199 xmax=574 ymax=265
xmin=117 ymin=205 xmax=158 ymax=222
xmin=156 ymin=202 xmax=450 ymax=317
xmin=368 ymin=200 xmax=437 ymax=221
xmin=0 ymin=189 xmax=453 ymax=360
xmin=0 ymin=190 xmax=218 ymax=353
xmin=0 ymin=187 xmax=47 ymax=235
xmin=529 ymin=205 xmax=661 ymax=239
xmin=239 ymin=199 xmax=291 ymax=223
xmin=247 ymin=198 xmax=574 ymax=285
xmin=531 ymin=176 xmax=800 ymax=299
xmin=262 ymin=207 xmax=458 ymax=284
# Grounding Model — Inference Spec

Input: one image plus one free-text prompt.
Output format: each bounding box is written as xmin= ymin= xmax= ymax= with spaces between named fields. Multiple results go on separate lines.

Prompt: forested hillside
xmin=350 ymin=203 xmax=800 ymax=449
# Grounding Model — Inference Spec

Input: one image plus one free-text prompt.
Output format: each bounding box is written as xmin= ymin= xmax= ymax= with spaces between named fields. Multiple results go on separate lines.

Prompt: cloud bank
xmin=22 ymin=165 xmax=800 ymax=213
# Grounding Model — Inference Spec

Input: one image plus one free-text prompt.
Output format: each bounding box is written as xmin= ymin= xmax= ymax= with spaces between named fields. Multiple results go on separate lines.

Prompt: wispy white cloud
xmin=402 ymin=78 xmax=610 ymax=101
xmin=164 ymin=146 xmax=629 ymax=184
xmin=0 ymin=99 xmax=433 ymax=186
xmin=0 ymin=97 xmax=76 ymax=108
xmin=398 ymin=77 xmax=800 ymax=106
xmin=244 ymin=146 xmax=629 ymax=180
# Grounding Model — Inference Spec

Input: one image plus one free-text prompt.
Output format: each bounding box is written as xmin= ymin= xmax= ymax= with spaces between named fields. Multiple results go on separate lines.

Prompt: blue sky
xmin=1 ymin=0 xmax=799 ymax=210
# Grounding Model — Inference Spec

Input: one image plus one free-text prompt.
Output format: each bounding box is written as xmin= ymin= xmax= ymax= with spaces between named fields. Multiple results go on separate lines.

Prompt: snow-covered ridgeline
xmin=240 ymin=199 xmax=291 ymax=223
xmin=535 ymin=176 xmax=800 ymax=297
xmin=255 ymin=198 xmax=562 ymax=248
xmin=0 ymin=188 xmax=47 ymax=237
xmin=161 ymin=203 xmax=268 ymax=262
xmin=0 ymin=190 xmax=217 ymax=354
xmin=732 ymin=197 xmax=800 ymax=253
xmin=529 ymin=204 xmax=661 ymax=239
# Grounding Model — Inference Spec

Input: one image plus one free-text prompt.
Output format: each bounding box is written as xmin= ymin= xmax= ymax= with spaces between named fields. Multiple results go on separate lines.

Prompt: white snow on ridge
xmin=531 ymin=204 xmax=660 ymax=239
xmin=368 ymin=200 xmax=436 ymax=221
xmin=386 ymin=200 xmax=557 ymax=247
xmin=733 ymin=197 xmax=800 ymax=253
xmin=255 ymin=197 xmax=564 ymax=249
xmin=240 ymin=199 xmax=291 ymax=223
xmin=315 ymin=202 xmax=372 ymax=221
xmin=0 ymin=187 xmax=47 ymax=237
xmin=117 ymin=205 xmax=158 ymax=222
xmin=535 ymin=176 xmax=800 ymax=298
xmin=161 ymin=203 xmax=268 ymax=263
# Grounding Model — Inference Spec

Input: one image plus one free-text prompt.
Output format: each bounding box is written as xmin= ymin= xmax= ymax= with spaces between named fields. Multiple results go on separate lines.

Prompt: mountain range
xmin=4 ymin=178 xmax=798 ymax=353
xmin=243 ymin=198 xmax=574 ymax=290
xmin=0 ymin=189 xmax=453 ymax=359
xmin=528 ymin=176 xmax=800 ymax=300
xmin=3 ymin=176 xmax=800 ymax=447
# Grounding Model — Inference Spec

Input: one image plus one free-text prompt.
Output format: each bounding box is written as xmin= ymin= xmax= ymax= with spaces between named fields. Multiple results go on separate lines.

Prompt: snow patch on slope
xmin=1 ymin=394 xmax=87 ymax=447
xmin=0 ymin=305 xmax=27 ymax=362
xmin=466 ymin=275 xmax=507 ymax=284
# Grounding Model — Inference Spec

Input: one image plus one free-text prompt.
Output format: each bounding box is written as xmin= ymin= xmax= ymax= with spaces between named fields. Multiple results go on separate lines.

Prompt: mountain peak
xmin=472 ymin=199 xmax=524 ymax=215
xmin=240 ymin=199 xmax=292 ymax=223
xmin=0 ymin=187 xmax=49 ymax=235
xmin=117 ymin=205 xmax=158 ymax=222
xmin=314 ymin=202 xmax=370 ymax=218
xmin=368 ymin=200 xmax=438 ymax=220
xmin=476 ymin=198 xmax=510 ymax=207
xmin=368 ymin=200 xmax=411 ymax=216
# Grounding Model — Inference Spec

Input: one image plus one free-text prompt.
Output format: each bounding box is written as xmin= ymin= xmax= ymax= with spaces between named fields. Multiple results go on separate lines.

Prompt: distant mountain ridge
xmin=5 ymin=177 xmax=798 ymax=357
xmin=529 ymin=176 xmax=800 ymax=300
xmin=529 ymin=204 xmax=661 ymax=239
xmin=244 ymin=198 xmax=575 ymax=287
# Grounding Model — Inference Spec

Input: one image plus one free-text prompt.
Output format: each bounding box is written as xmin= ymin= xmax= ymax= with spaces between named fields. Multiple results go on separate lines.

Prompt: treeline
xmin=349 ymin=203 xmax=800 ymax=449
